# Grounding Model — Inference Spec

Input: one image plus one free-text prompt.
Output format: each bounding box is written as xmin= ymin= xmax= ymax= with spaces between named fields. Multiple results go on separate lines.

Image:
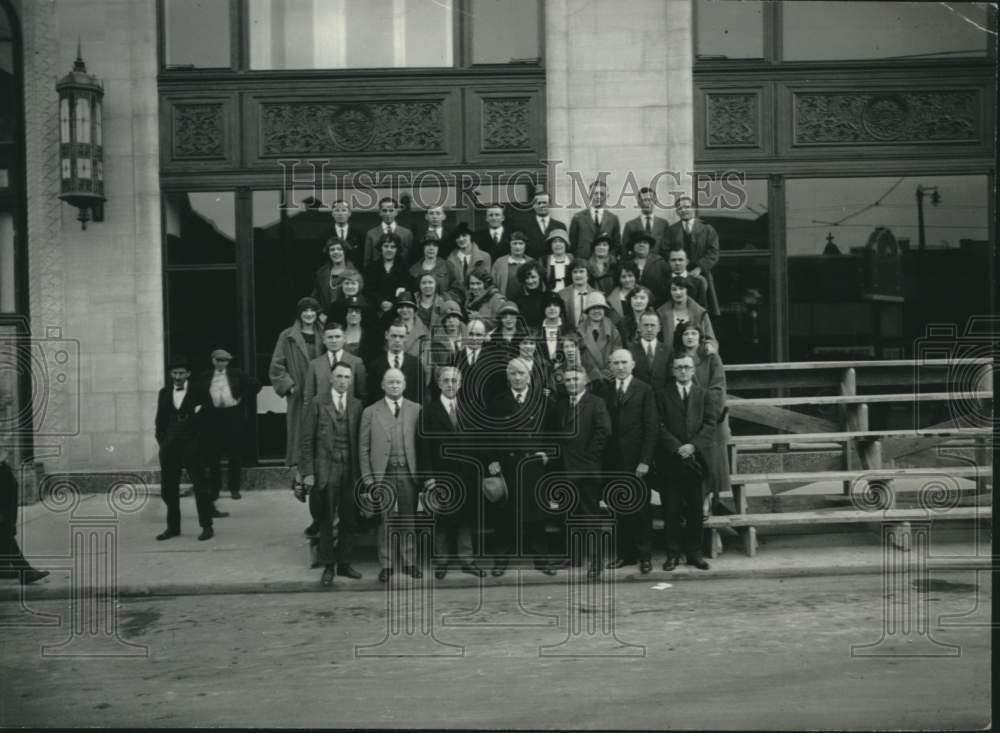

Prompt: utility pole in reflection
xmin=915 ymin=185 xmax=940 ymax=252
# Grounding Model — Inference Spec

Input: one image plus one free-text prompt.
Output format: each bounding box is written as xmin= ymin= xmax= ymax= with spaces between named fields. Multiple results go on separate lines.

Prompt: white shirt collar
xmin=440 ymin=394 xmax=455 ymax=410
xmin=677 ymin=381 xmax=691 ymax=397
xmin=617 ymin=375 xmax=632 ymax=392
xmin=512 ymin=389 xmax=527 ymax=402
xmin=332 ymin=387 xmax=347 ymax=403
xmin=385 ymin=396 xmax=401 ymax=411
xmin=572 ymin=391 xmax=586 ymax=406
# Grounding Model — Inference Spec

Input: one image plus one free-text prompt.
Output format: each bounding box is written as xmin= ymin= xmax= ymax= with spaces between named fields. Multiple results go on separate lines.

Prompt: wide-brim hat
xmin=393 ymin=292 xmax=418 ymax=309
xmin=497 ymin=301 xmax=521 ymax=316
xmin=441 ymin=300 xmax=467 ymax=322
xmin=545 ymin=229 xmax=569 ymax=244
xmin=582 ymin=291 xmax=610 ymax=313
xmin=296 ymin=296 xmax=321 ymax=314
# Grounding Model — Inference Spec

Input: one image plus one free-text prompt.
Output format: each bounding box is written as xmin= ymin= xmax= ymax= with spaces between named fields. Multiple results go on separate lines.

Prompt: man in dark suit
xmin=450 ymin=318 xmax=494 ymax=411
xmin=419 ymin=366 xmax=486 ymax=579
xmin=622 ymin=187 xmax=669 ymax=258
xmin=300 ymin=361 xmax=364 ymax=586
xmin=367 ymin=320 xmax=425 ymax=404
xmin=485 ymin=357 xmax=556 ymax=576
xmin=655 ymin=354 xmax=720 ymax=571
xmin=331 ymin=199 xmax=366 ymax=269
xmin=665 ymin=245 xmax=709 ymax=310
xmin=551 ymin=368 xmax=611 ymax=578
xmin=475 ymin=203 xmax=512 ymax=260
xmin=360 ymin=368 xmax=423 ymax=582
xmin=630 ymin=310 xmax=670 ymax=388
xmin=0 ymin=441 xmax=49 ymax=584
xmin=202 ymin=349 xmax=261 ymax=503
xmin=665 ymin=195 xmax=721 ymax=316
xmin=363 ymin=197 xmax=414 ymax=268
xmin=521 ymin=191 xmax=567 ymax=260
xmin=155 ymin=355 xmax=220 ymax=541
xmin=598 ymin=349 xmax=658 ymax=573
xmin=569 ymin=180 xmax=621 ymax=260
xmin=414 ymin=205 xmax=455 ymax=262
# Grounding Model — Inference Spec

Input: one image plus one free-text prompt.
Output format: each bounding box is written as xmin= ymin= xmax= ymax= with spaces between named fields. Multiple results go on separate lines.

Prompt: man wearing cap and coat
xmin=155 ymin=356 xmax=218 ymax=541
xmin=201 ymin=348 xmax=261 ymax=501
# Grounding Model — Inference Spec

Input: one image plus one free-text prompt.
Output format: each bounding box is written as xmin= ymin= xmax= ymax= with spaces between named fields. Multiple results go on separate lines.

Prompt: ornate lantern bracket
xmin=56 ymin=42 xmax=105 ymax=229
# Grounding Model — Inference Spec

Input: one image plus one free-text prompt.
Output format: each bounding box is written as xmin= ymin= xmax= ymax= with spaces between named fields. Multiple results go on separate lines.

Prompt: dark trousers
xmin=316 ymin=459 xmax=356 ymax=567
xmin=205 ymin=407 xmax=244 ymax=499
xmin=0 ymin=528 xmax=29 ymax=573
xmin=487 ymin=496 xmax=549 ymax=563
xmin=663 ymin=469 xmax=704 ymax=558
xmin=616 ymin=478 xmax=653 ymax=561
xmin=160 ymin=447 xmax=214 ymax=531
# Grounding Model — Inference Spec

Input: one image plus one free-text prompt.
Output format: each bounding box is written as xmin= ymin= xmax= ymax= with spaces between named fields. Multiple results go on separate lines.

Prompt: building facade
xmin=0 ymin=0 xmax=994 ymax=475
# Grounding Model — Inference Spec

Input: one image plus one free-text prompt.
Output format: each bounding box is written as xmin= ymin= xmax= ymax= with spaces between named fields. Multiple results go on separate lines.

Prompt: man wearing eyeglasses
xmin=655 ymin=354 xmax=720 ymax=571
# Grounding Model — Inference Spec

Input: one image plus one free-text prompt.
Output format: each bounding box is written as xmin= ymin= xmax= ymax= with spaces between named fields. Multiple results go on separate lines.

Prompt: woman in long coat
xmin=269 ymin=297 xmax=325 ymax=477
xmin=655 ymin=277 xmax=719 ymax=354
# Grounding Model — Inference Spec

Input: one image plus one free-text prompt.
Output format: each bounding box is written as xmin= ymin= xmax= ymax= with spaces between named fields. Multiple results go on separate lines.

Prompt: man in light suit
xmin=622 ymin=187 xmax=669 ymax=258
xmin=300 ymin=362 xmax=364 ymax=586
xmin=520 ymin=191 xmax=567 ymax=261
xmin=569 ymin=179 xmax=621 ymax=260
xmin=359 ymin=368 xmax=423 ymax=582
xmin=665 ymin=195 xmax=721 ymax=316
xmin=655 ymin=354 xmax=720 ymax=571
xmin=597 ymin=350 xmax=659 ymax=573
xmin=364 ymin=197 xmax=414 ymax=268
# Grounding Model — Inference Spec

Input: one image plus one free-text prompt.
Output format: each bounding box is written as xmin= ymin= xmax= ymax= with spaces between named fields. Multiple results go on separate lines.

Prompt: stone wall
xmin=20 ymin=0 xmax=162 ymax=473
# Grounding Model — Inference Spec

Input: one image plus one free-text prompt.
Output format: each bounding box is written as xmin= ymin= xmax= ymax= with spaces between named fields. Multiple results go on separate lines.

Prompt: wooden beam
xmin=727 ymin=400 xmax=838 ymax=433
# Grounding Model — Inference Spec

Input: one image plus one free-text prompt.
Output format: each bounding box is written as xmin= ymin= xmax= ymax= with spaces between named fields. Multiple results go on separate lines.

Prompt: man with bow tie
xmin=655 ymin=354 xmax=720 ymax=571
xmin=154 ymin=355 xmax=218 ymax=541
xmin=418 ymin=366 xmax=486 ymax=580
xmin=665 ymin=195 xmax=721 ymax=316
xmin=300 ymin=361 xmax=364 ymax=587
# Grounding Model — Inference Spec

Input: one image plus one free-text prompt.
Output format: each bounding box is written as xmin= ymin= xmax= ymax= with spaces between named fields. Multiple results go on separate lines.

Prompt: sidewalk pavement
xmin=1 ymin=489 xmax=991 ymax=601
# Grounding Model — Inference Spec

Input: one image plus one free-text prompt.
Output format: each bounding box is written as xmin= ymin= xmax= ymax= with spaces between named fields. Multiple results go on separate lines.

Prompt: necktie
xmin=644 ymin=216 xmax=652 ymax=234
xmin=682 ymin=386 xmax=689 ymax=405
xmin=646 ymin=342 xmax=654 ymax=361
xmin=469 ymin=350 xmax=475 ymax=367
xmin=462 ymin=256 xmax=469 ymax=278
xmin=336 ymin=394 xmax=344 ymax=414
xmin=617 ymin=381 xmax=625 ymax=404
xmin=493 ymin=229 xmax=500 ymax=244
xmin=592 ymin=328 xmax=600 ymax=342
xmin=339 ymin=226 xmax=345 ymax=239
xmin=394 ymin=354 xmax=401 ymax=370
xmin=516 ymin=392 xmax=524 ymax=405
xmin=392 ymin=400 xmax=400 ymax=418
xmin=540 ymin=217 xmax=547 ymax=232
xmin=593 ymin=209 xmax=600 ymax=229
xmin=448 ymin=400 xmax=458 ymax=428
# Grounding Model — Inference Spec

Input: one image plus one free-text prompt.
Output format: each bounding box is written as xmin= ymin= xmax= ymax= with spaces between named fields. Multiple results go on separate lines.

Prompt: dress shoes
xmin=336 ymin=564 xmax=362 ymax=580
xmin=156 ymin=529 xmax=180 ymax=541
xmin=321 ymin=566 xmax=335 ymax=587
xmin=491 ymin=559 xmax=508 ymax=577
xmin=377 ymin=568 xmax=393 ymax=583
xmin=304 ymin=523 xmax=319 ymax=539
xmin=20 ymin=568 xmax=50 ymax=585
xmin=403 ymin=565 xmax=423 ymax=579
xmin=607 ymin=557 xmax=636 ymax=570
xmin=639 ymin=558 xmax=653 ymax=574
xmin=461 ymin=563 xmax=486 ymax=578
xmin=211 ymin=508 xmax=229 ymax=519
xmin=661 ymin=555 xmax=679 ymax=571
xmin=197 ymin=527 xmax=214 ymax=541
xmin=686 ymin=554 xmax=710 ymax=571
xmin=434 ymin=567 xmax=448 ymax=580
xmin=231 ymin=489 xmax=242 ymax=500
xmin=536 ymin=562 xmax=557 ymax=577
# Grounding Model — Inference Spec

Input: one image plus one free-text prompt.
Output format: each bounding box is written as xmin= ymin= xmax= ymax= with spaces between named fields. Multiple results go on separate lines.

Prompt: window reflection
xmin=696 ymin=0 xmax=764 ymax=60
xmin=164 ymin=192 xmax=236 ymax=265
xmin=698 ymin=178 xmax=769 ymax=251
xmin=713 ymin=254 xmax=771 ymax=364
xmin=163 ymin=0 xmax=232 ymax=68
xmin=470 ymin=0 xmax=541 ymax=64
xmin=783 ymin=1 xmax=990 ymax=61
xmin=166 ymin=270 xmax=238 ymax=372
xmin=786 ymin=175 xmax=991 ymax=359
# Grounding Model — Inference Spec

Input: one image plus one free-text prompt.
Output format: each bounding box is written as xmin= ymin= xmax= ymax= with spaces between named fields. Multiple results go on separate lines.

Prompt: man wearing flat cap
xmin=201 ymin=348 xmax=261 ymax=503
xmin=155 ymin=356 xmax=218 ymax=541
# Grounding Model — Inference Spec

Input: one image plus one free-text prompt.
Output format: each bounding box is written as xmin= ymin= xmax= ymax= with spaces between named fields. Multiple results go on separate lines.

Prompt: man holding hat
xmin=578 ymin=292 xmax=623 ymax=383
xmin=155 ymin=356 xmax=218 ymax=541
xmin=202 ymin=348 xmax=261 ymax=503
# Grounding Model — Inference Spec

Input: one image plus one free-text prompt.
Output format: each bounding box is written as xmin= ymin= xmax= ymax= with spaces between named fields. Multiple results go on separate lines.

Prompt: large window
xmin=163 ymin=0 xmax=232 ymax=68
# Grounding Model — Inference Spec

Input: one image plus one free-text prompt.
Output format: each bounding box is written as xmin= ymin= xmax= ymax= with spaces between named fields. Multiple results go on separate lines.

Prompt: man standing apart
xmin=656 ymin=354 xmax=719 ymax=571
xmin=0 ymin=438 xmax=49 ymax=583
xmin=360 ymin=369 xmax=423 ymax=582
xmin=300 ymin=362 xmax=364 ymax=587
xmin=203 ymin=349 xmax=261 ymax=502
xmin=155 ymin=356 xmax=219 ymax=541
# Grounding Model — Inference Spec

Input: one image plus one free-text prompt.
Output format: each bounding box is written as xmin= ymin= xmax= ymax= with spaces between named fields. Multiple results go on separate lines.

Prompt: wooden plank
xmin=731 ymin=465 xmax=990 ymax=484
xmin=729 ymin=391 xmax=992 ymax=408
xmin=730 ymin=427 xmax=991 ymax=445
xmin=726 ymin=401 xmax=838 ymax=434
xmin=725 ymin=358 xmax=991 ymax=371
xmin=704 ymin=506 xmax=990 ymax=528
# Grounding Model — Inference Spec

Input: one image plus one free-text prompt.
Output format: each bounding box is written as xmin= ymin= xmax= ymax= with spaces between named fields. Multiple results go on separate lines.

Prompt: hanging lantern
xmin=56 ymin=43 xmax=105 ymax=229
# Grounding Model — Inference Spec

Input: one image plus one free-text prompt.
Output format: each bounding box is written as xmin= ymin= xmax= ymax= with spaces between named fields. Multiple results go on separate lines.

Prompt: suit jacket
xmin=298 ymin=390 xmax=362 ymax=491
xmin=155 ymin=381 xmax=208 ymax=455
xmin=359 ymin=397 xmax=421 ymax=482
xmin=487 ymin=386 xmax=555 ymax=521
xmin=595 ymin=377 xmax=658 ymax=470
xmin=631 ymin=254 xmax=674 ymax=306
xmin=551 ymin=391 xmax=611 ymax=474
xmin=328 ymin=223 xmax=366 ymax=268
xmin=578 ymin=318 xmax=623 ymax=383
xmin=368 ymin=352 xmax=425 ymax=405
xmin=418 ymin=396 xmax=479 ymax=519
xmin=521 ymin=215 xmax=568 ymax=260
xmin=363 ymin=224 xmax=414 ymax=268
xmin=629 ymin=338 xmax=670 ymax=389
xmin=199 ymin=367 xmax=261 ymax=420
xmin=569 ymin=208 xmax=622 ymax=260
xmin=665 ymin=219 xmax=721 ymax=316
xmin=623 ymin=214 xmax=670 ymax=257
xmin=655 ymin=383 xmax=719 ymax=466
xmin=446 ymin=245 xmax=492 ymax=286
xmin=363 ymin=258 xmax=413 ymax=308
xmin=302 ymin=350 xmax=368 ymax=406
xmin=474 ymin=226 xmax=512 ymax=260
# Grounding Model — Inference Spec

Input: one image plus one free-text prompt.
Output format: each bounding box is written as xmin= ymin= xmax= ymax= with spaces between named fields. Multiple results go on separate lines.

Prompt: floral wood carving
xmin=259 ymin=101 xmax=445 ymax=155
xmin=705 ymin=93 xmax=757 ymax=147
xmin=172 ymin=104 xmax=225 ymax=159
xmin=482 ymin=97 xmax=531 ymax=150
xmin=794 ymin=91 xmax=978 ymax=145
